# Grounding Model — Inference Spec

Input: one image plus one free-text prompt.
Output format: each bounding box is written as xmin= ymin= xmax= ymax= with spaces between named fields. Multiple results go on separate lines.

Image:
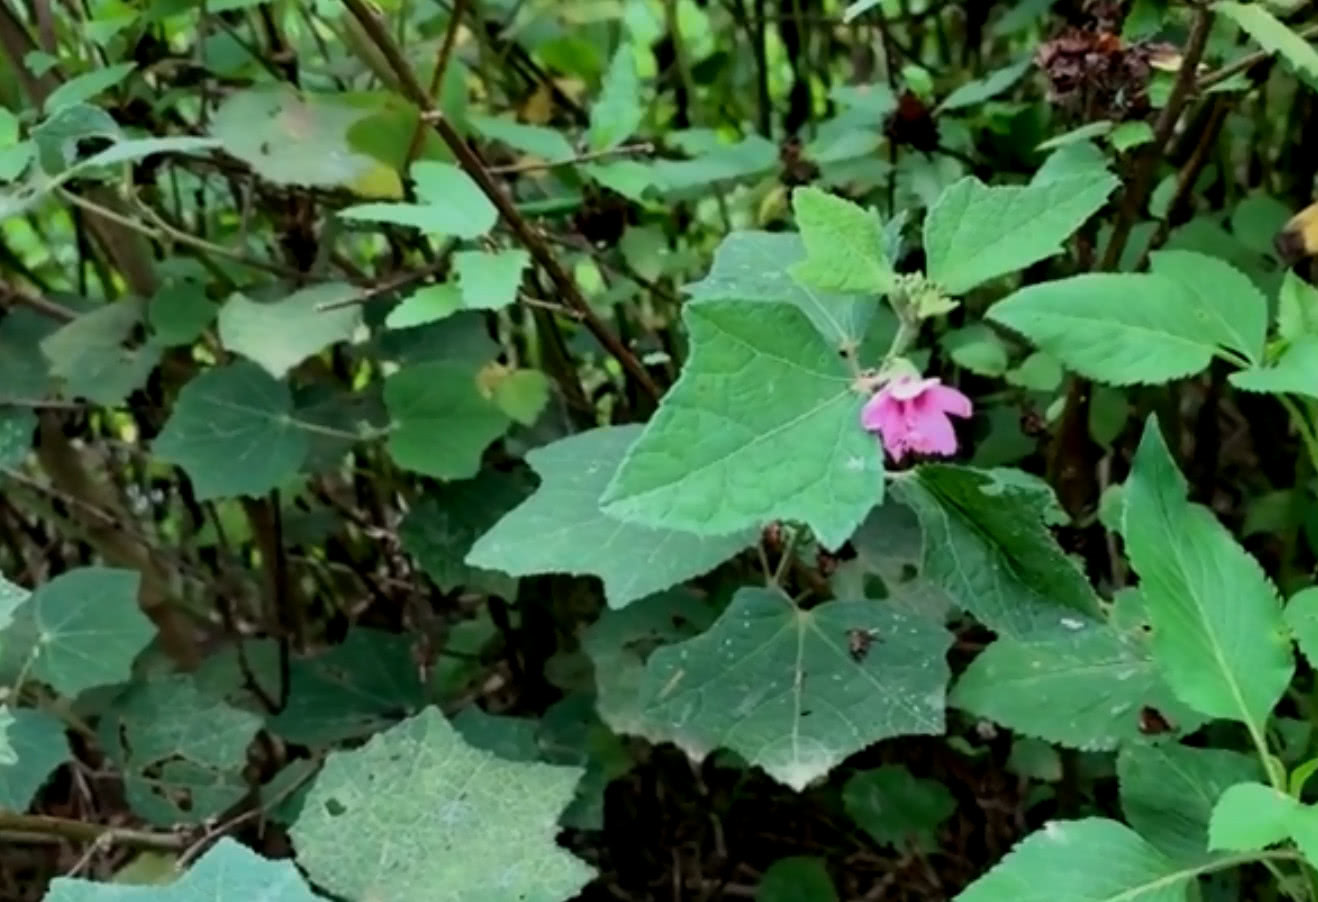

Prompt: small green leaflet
xmin=41 ymin=301 xmax=161 ymax=406
xmin=588 ymin=43 xmax=643 ymax=151
xmin=1231 ymin=334 xmax=1318 ymax=399
xmin=788 ymin=186 xmax=896 ymax=296
xmin=290 ymin=707 xmax=595 ymax=902
xmin=936 ymin=58 xmax=1032 ymax=112
xmin=923 ymin=172 xmax=1117 ymax=295
xmin=0 ymin=567 xmax=152 ymax=698
xmin=469 ymin=114 xmax=574 ymax=161
xmin=1122 ymin=417 xmax=1293 ymax=735
xmin=154 ymin=362 xmax=310 ymax=500
xmin=1209 ymin=782 xmax=1318 ymax=866
xmin=951 ymin=620 xmax=1203 ymax=750
xmin=954 ymin=818 xmax=1196 ymax=902
xmin=1214 ymin=2 xmax=1318 ymax=87
xmin=758 ymin=857 xmax=839 ymax=902
xmin=632 ymin=588 xmax=951 ymax=791
xmin=843 ymin=765 xmax=956 ymax=850
xmin=453 ymin=249 xmax=531 ymax=311
xmin=98 ymin=675 xmax=262 ymax=825
xmin=1277 ymin=271 xmax=1318 ymax=342
xmin=989 ymin=251 xmax=1267 ymax=385
xmin=218 ymin=283 xmax=361 ymax=378
xmin=893 ymin=466 xmax=1101 ymax=638
xmin=386 ymin=283 xmax=463 ymax=329
xmin=44 ymin=837 xmax=319 ymax=902
xmin=1119 ymin=744 xmax=1261 ymax=862
xmin=684 ymin=230 xmax=870 ymax=346
xmin=1286 ymin=587 xmax=1318 ymax=668
xmin=43 ymin=62 xmax=135 ymax=113
xmin=467 ymin=426 xmax=753 ymax=608
xmin=384 ymin=361 xmax=511 ymax=480
xmin=149 ymin=281 xmax=217 ymax=346
xmin=0 ymin=706 xmax=69 ymax=810
xmin=340 ymin=162 xmax=496 ymax=237
xmin=601 ymin=301 xmax=882 ymax=551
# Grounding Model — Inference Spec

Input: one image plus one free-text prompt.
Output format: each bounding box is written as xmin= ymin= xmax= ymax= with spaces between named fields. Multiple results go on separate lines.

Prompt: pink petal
xmin=925 ymin=383 xmax=973 ymax=418
xmin=887 ymin=376 xmax=940 ymax=401
xmin=861 ymin=391 xmax=900 ymax=433
xmin=908 ymin=410 xmax=959 ymax=457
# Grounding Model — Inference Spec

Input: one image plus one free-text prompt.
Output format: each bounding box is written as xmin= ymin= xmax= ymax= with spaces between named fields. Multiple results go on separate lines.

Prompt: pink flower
xmin=861 ymin=375 xmax=972 ymax=462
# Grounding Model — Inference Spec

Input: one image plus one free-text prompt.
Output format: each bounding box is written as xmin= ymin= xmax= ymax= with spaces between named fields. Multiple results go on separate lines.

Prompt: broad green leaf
xmin=588 ymin=44 xmax=643 ymax=151
xmin=1108 ymin=121 xmax=1155 ymax=151
xmin=1037 ymin=121 xmax=1113 ymax=150
xmin=1032 ymin=141 xmax=1110 ymax=185
xmin=269 ymin=629 xmax=427 ymax=746
xmin=148 ymin=282 xmax=217 ymax=346
xmin=44 ymin=63 xmax=135 ymax=113
xmin=1277 ymin=271 xmax=1318 ymax=342
xmin=988 ymin=273 xmax=1217 ymax=385
xmin=652 ymin=135 xmax=778 ymax=193
xmin=339 ymin=161 xmax=496 ymax=237
xmin=1123 ymin=417 xmax=1293 ymax=733
xmin=384 ymin=361 xmax=510 ymax=480
xmin=1215 ymin=2 xmax=1318 ymax=86
xmin=0 ymin=573 xmax=26 ymax=633
xmin=44 ymin=837 xmax=318 ymax=901
xmin=468 ymin=427 xmax=753 ymax=608
xmin=98 ymin=675 xmax=262 ymax=825
xmin=601 ymin=301 xmax=882 ymax=551
xmin=1119 ymin=744 xmax=1261 ymax=861
xmin=850 ymin=500 xmax=957 ymax=621
xmin=401 ymin=470 xmax=528 ymax=598
xmin=924 ymin=173 xmax=1117 ymax=295
xmin=0 ymin=706 xmax=68 ymax=810
xmin=1231 ymin=192 xmax=1292 ymax=256
xmin=1143 ymin=250 xmax=1267 ymax=364
xmin=893 ymin=466 xmax=1101 ymax=637
xmin=31 ymin=103 xmax=119 ymax=175
xmin=788 ymin=186 xmax=896 ymax=295
xmin=0 ymin=310 xmax=56 ymax=400
xmin=684 ymin=231 xmax=869 ymax=345
xmin=955 ymin=818 xmax=1194 ymax=902
xmin=584 ymin=159 xmax=657 ymax=201
xmin=290 ymin=707 xmax=595 ymax=902
xmin=210 ymin=86 xmax=402 ymax=196
xmin=453 ymin=249 xmax=530 ymax=310
xmin=154 ymin=362 xmax=310 ymax=500
xmin=469 ymin=114 xmax=574 ymax=161
xmin=386 ymin=283 xmax=463 ymax=329
xmin=633 ymin=587 xmax=951 ymax=790
xmin=71 ymin=136 xmax=220 ymax=172
xmin=1209 ymin=782 xmax=1300 ymax=853
xmin=1285 ymin=587 xmax=1318 ymax=668
xmin=937 ymin=58 xmax=1032 ymax=112
xmin=537 ymin=692 xmax=634 ymax=831
xmin=1230 ymin=334 xmax=1318 ymax=399
xmin=452 ymin=707 xmax=540 ymax=761
xmin=1 ymin=568 xmax=151 ymax=698
xmin=581 ymin=589 xmax=718 ymax=736
xmin=951 ymin=621 xmax=1203 ymax=750
xmin=0 ymin=408 xmax=35 ymax=468
xmin=842 ymin=764 xmax=956 ymax=850
xmin=218 ymin=283 xmax=361 ymax=378
xmin=41 ymin=301 xmax=161 ymax=406
xmin=490 ymin=368 xmax=549 ymax=425
xmin=757 ymin=857 xmax=839 ymax=902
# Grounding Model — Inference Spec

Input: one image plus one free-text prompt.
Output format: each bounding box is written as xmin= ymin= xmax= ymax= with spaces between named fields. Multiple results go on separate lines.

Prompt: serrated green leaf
xmin=843 ymin=764 xmax=956 ymax=850
xmin=1285 ymin=587 xmax=1318 ymax=668
xmin=0 ymin=706 xmax=68 ymax=811
xmin=386 ymin=283 xmax=463 ymax=329
xmin=1123 ymin=417 xmax=1293 ymax=734
xmin=937 ymin=58 xmax=1032 ymax=112
xmin=1119 ymin=744 xmax=1261 ymax=861
xmin=850 ymin=500 xmax=957 ymax=621
xmin=384 ymin=361 xmax=510 ymax=480
xmin=1108 ymin=121 xmax=1155 ymax=151
xmin=684 ymin=231 xmax=870 ymax=345
xmin=788 ymin=186 xmax=896 ymax=295
xmin=1215 ymin=2 xmax=1318 ymax=86
xmin=148 ymin=282 xmax=217 ymax=346
xmin=265 ymin=629 xmax=426 ymax=746
xmin=401 ymin=470 xmax=528 ymax=598
xmin=601 ymin=301 xmax=882 ymax=551
xmin=453 ymin=249 xmax=530 ymax=310
xmin=44 ymin=837 xmax=318 ymax=901
xmin=1209 ymin=782 xmax=1299 ymax=853
xmin=153 ymin=362 xmax=310 ymax=500
xmin=218 ymin=283 xmax=361 ymax=378
xmin=41 ymin=301 xmax=161 ymax=406
xmin=469 ymin=114 xmax=574 ymax=161
xmin=98 ymin=675 xmax=262 ymax=825
xmin=758 ymin=857 xmax=839 ymax=902
xmin=951 ymin=621 xmax=1204 ymax=750
xmin=469 ymin=427 xmax=753 ymax=608
xmin=955 ymin=818 xmax=1193 ymax=902
xmin=633 ymin=587 xmax=950 ymax=790
xmin=923 ymin=173 xmax=1117 ymax=295
xmin=1230 ymin=334 xmax=1318 ymax=399
xmin=1 ymin=567 xmax=151 ymax=698
xmin=1278 ymin=271 xmax=1318 ymax=342
xmin=588 ymin=43 xmax=643 ymax=151
xmin=581 ymin=589 xmax=718 ymax=736
xmin=290 ymin=707 xmax=595 ymax=902
xmin=340 ymin=161 xmax=496 ymax=236
xmin=1144 ymin=250 xmax=1267 ymax=364
xmin=210 ymin=86 xmax=401 ymax=196
xmin=893 ymin=466 xmax=1101 ymax=637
